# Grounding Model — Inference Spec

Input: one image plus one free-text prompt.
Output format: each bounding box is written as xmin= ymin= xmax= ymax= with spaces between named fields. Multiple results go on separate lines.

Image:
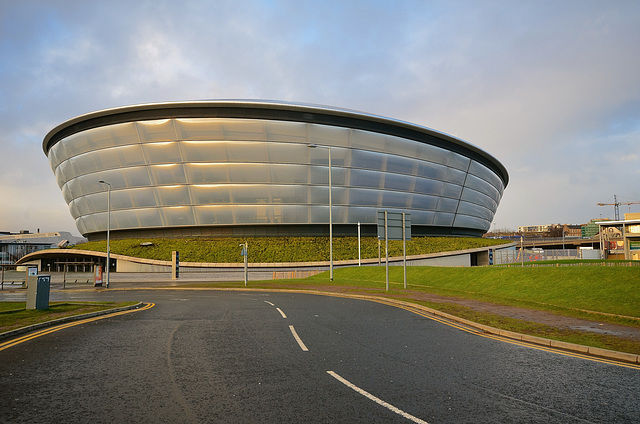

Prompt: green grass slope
xmin=304 ymin=266 xmax=640 ymax=319
xmin=74 ymin=236 xmax=508 ymax=263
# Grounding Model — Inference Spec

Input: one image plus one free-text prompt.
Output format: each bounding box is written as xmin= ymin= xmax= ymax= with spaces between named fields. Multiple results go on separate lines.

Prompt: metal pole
xmin=385 ymin=210 xmax=389 ymax=291
xmin=402 ymin=213 xmax=406 ymax=289
xmin=357 ymin=222 xmax=361 ymax=266
xmin=106 ymin=184 xmax=111 ymax=288
xmin=244 ymin=242 xmax=248 ymax=286
xmin=328 ymin=147 xmax=333 ymax=281
xmin=99 ymin=180 xmax=111 ymax=288
xmin=521 ymin=236 xmax=524 ymax=266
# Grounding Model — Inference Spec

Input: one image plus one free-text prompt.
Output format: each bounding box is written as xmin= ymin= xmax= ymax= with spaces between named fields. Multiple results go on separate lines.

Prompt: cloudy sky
xmin=1 ymin=0 xmax=639 ymax=236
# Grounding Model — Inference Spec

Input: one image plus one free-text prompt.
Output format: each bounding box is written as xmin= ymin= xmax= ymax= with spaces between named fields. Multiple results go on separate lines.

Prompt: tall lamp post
xmin=98 ymin=180 xmax=111 ymax=288
xmin=308 ymin=144 xmax=333 ymax=281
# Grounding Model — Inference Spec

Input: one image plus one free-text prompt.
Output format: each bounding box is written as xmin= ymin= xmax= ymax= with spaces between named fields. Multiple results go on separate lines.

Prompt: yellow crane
xmin=597 ymin=195 xmax=640 ymax=220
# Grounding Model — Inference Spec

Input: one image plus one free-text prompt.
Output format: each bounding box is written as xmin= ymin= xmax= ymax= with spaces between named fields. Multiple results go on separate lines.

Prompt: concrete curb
xmin=356 ymin=294 xmax=640 ymax=365
xmin=0 ymin=302 xmax=144 ymax=342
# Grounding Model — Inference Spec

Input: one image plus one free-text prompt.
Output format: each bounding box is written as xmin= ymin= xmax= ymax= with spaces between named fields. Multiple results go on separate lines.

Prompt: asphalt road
xmin=1 ymin=289 xmax=638 ymax=423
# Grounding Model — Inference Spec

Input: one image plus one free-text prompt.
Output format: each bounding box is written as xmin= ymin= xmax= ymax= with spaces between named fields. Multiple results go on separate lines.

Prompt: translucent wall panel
xmin=416 ymin=161 xmax=449 ymax=181
xmin=385 ymin=154 xmax=416 ymax=174
xmin=413 ymin=178 xmax=448 ymax=197
xmin=448 ymin=152 xmax=471 ymax=171
xmin=464 ymin=174 xmax=501 ymax=203
xmin=445 ymin=167 xmax=467 ymax=186
xmin=383 ymin=173 xmax=413 ymax=191
xmin=220 ymin=119 xmax=266 ymax=141
xmin=180 ymin=141 xmax=228 ymax=162
xmin=468 ymin=161 xmax=505 ymax=195
xmin=437 ymin=197 xmax=460 ymax=213
xmin=194 ymin=205 xmax=234 ymax=224
xmin=415 ymin=143 xmax=456 ymax=168
xmin=265 ymin=120 xmax=308 ymax=143
xmin=309 ymin=124 xmax=350 ymax=148
xmin=162 ymin=206 xmax=196 ymax=227
xmin=155 ymin=186 xmax=191 ymax=206
xmin=348 ymin=189 xmax=381 ymax=207
xmin=55 ymin=160 xmax=71 ymax=187
xmin=386 ymin=135 xmax=419 ymax=158
xmin=143 ymin=142 xmax=182 ymax=164
xmin=453 ymin=214 xmax=490 ymax=231
xmin=190 ymin=185 xmax=232 ymax=205
xmin=175 ymin=118 xmax=225 ymax=140
xmin=70 ymin=145 xmax=145 ymax=177
xmin=456 ymin=201 xmax=494 ymax=221
xmin=150 ymin=164 xmax=187 ymax=185
xmin=136 ymin=120 xmax=176 ymax=142
xmin=350 ymin=149 xmax=385 ymax=170
xmin=351 ymin=129 xmax=389 ymax=152
xmin=432 ymin=212 xmax=455 ymax=226
xmin=460 ymin=187 xmax=498 ymax=211
xmin=112 ymin=209 xmax=142 ymax=229
xmin=226 ymin=142 xmax=269 ymax=162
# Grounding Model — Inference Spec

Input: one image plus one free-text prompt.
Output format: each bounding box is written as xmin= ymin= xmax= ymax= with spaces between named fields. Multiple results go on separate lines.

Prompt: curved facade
xmin=43 ymin=101 xmax=508 ymax=240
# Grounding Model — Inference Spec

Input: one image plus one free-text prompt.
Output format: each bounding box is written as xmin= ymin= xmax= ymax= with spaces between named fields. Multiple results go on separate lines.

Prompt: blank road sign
xmin=377 ymin=211 xmax=411 ymax=240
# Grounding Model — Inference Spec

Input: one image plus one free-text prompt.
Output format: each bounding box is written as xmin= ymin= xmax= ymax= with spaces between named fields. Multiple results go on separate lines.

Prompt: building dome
xmin=43 ymin=100 xmax=508 ymax=240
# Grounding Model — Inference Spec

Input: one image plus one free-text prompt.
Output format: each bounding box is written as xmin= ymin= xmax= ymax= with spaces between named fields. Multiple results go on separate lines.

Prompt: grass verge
xmin=0 ymin=302 xmax=138 ymax=333
xmin=72 ymin=236 xmax=509 ymax=263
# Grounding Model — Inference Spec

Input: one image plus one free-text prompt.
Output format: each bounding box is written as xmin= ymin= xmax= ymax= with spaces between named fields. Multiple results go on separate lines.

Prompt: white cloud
xmin=1 ymin=0 xmax=640 ymax=234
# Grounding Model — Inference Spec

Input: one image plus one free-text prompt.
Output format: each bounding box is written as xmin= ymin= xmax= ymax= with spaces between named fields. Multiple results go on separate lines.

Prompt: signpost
xmin=377 ymin=211 xmax=411 ymax=291
xmin=240 ymin=242 xmax=248 ymax=286
xmin=172 ymin=251 xmax=180 ymax=280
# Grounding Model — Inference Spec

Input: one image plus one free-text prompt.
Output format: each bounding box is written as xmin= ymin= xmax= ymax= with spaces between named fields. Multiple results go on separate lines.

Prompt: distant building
xmin=582 ymin=219 xmax=609 ymax=238
xmin=562 ymin=224 xmax=582 ymax=237
xmin=597 ymin=213 xmax=640 ymax=260
xmin=518 ymin=224 xmax=552 ymax=233
xmin=0 ymin=231 xmax=86 ymax=264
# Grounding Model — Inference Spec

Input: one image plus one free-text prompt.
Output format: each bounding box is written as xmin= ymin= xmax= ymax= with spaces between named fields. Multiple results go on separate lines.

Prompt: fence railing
xmin=496 ymin=249 xmax=582 ymax=265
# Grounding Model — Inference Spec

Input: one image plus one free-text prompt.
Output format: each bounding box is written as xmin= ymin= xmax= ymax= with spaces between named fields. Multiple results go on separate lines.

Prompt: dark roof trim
xmin=43 ymin=100 xmax=508 ymax=186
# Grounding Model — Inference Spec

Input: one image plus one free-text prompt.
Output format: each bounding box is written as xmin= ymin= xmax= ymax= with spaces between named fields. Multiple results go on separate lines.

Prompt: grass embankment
xmin=196 ymin=265 xmax=640 ymax=354
xmin=0 ymin=302 xmax=138 ymax=333
xmin=74 ymin=236 xmax=508 ymax=263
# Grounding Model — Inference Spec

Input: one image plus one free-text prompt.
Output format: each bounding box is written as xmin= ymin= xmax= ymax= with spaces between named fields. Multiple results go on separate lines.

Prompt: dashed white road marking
xmin=327 ymin=371 xmax=429 ymax=424
xmin=264 ymin=301 xmax=274 ymax=306
xmin=276 ymin=308 xmax=287 ymax=318
xmin=289 ymin=325 xmax=309 ymax=351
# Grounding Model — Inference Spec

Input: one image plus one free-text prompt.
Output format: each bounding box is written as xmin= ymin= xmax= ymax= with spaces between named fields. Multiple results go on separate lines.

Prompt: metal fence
xmin=495 ymin=249 xmax=582 ymax=265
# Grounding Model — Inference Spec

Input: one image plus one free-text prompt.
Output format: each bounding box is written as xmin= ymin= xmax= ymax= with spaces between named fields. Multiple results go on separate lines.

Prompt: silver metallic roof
xmin=43 ymin=100 xmax=509 ymax=186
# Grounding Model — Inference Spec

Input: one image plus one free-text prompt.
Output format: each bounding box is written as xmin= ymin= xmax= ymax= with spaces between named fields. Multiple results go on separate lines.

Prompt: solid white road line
xmin=327 ymin=371 xmax=429 ymax=424
xmin=276 ymin=308 xmax=287 ymax=318
xmin=289 ymin=325 xmax=309 ymax=351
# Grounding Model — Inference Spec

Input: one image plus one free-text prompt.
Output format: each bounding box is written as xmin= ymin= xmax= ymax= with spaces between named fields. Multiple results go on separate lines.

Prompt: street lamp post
xmin=308 ymin=144 xmax=333 ymax=280
xmin=98 ymin=180 xmax=111 ymax=288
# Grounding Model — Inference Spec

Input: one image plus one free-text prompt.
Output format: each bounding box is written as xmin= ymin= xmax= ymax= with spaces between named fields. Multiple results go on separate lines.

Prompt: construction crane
xmin=597 ymin=195 xmax=640 ymax=220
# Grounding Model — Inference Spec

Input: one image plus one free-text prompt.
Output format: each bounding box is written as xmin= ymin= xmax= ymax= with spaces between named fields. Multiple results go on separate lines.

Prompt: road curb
xmin=0 ymin=302 xmax=144 ymax=342
xmin=315 ymin=291 xmax=640 ymax=365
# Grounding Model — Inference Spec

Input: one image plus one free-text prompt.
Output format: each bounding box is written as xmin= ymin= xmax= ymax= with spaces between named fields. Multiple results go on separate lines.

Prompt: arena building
xmin=43 ymin=100 xmax=509 ymax=241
